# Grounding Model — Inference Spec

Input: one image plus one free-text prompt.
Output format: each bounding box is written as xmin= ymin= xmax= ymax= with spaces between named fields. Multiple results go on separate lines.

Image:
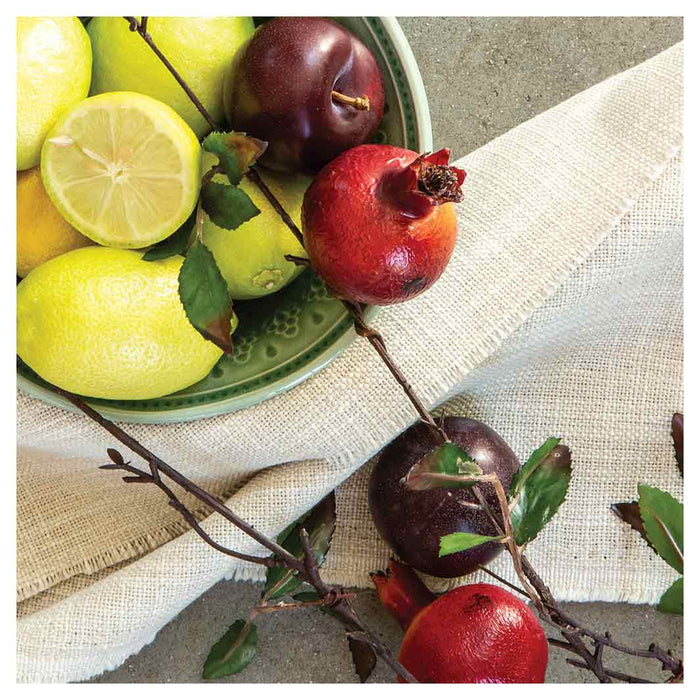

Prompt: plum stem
xmin=331 ymin=90 xmax=371 ymax=111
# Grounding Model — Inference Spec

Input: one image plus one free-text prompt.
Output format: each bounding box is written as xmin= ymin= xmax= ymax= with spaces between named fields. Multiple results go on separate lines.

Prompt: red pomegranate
xmin=372 ymin=560 xmax=548 ymax=683
xmin=301 ymin=145 xmax=465 ymax=305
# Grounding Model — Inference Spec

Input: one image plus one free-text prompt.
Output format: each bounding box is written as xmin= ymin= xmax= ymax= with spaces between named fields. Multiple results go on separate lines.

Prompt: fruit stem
xmin=331 ymin=90 xmax=371 ymax=111
xmin=371 ymin=559 xmax=437 ymax=630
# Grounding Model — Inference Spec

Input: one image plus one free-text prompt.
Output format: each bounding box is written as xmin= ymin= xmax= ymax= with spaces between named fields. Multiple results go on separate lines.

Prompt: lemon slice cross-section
xmin=41 ymin=91 xmax=201 ymax=249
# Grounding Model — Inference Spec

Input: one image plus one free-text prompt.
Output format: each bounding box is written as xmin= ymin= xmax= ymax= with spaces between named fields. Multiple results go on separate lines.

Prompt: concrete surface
xmin=407 ymin=16 xmax=683 ymax=159
xmin=91 ymin=16 xmax=684 ymax=684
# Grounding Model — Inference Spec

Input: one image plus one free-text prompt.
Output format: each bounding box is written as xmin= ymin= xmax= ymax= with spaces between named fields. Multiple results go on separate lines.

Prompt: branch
xmin=255 ymin=592 xmax=356 ymax=614
xmin=48 ymin=383 xmax=417 ymax=683
xmin=123 ymin=17 xmax=221 ymax=131
xmin=55 ymin=384 xmax=307 ymax=575
xmin=244 ymin=170 xmax=448 ymax=445
xmin=565 ymin=658 xmax=653 ymax=684
xmin=98 ymin=459 xmax=283 ymax=568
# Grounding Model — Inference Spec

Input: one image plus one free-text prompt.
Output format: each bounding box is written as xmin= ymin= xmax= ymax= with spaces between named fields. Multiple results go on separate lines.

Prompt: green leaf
xmin=178 ymin=239 xmax=233 ymax=355
xmin=201 ymin=181 xmax=260 ymax=231
xmin=202 ymin=619 xmax=257 ymax=680
xmin=439 ymin=532 xmax=502 ymax=557
xmin=403 ymin=442 xmax=482 ymax=491
xmin=638 ymin=484 xmax=683 ymax=573
xmin=264 ymin=493 xmax=336 ymax=599
xmin=508 ymin=437 xmax=561 ymax=499
xmin=510 ymin=443 xmax=572 ymax=545
xmin=658 ymin=577 xmax=683 ymax=615
xmin=142 ymin=207 xmax=196 ymax=261
xmin=202 ymin=131 xmax=267 ymax=185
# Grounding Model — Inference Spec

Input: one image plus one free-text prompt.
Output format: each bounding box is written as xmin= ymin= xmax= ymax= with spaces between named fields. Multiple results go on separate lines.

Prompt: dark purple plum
xmin=369 ymin=417 xmax=519 ymax=578
xmin=224 ymin=17 xmax=385 ymax=173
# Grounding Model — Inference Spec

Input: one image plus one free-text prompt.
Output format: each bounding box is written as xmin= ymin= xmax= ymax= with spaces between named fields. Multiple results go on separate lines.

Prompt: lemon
xmin=17 ymin=17 xmax=92 ymax=170
xmin=88 ymin=17 xmax=255 ymax=139
xmin=40 ymin=92 xmax=201 ymax=249
xmin=202 ymin=163 xmax=311 ymax=300
xmin=17 ymin=247 xmax=224 ymax=400
xmin=17 ymin=168 xmax=93 ymax=278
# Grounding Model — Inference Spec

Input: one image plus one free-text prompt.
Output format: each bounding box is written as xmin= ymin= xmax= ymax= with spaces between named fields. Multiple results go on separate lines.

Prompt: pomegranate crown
xmin=393 ymin=148 xmax=466 ymax=219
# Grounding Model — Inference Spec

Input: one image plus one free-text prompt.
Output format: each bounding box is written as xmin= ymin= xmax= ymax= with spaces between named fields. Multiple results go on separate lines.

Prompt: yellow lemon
xmin=88 ymin=17 xmax=255 ymax=138
xmin=17 ymin=17 xmax=92 ymax=171
xmin=17 ymin=247 xmax=224 ymax=400
xmin=41 ymin=92 xmax=201 ymax=249
xmin=202 ymin=161 xmax=310 ymax=300
xmin=17 ymin=168 xmax=93 ymax=278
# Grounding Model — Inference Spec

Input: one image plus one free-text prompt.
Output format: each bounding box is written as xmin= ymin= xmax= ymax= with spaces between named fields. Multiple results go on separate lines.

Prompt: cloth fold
xmin=17 ymin=42 xmax=683 ymax=682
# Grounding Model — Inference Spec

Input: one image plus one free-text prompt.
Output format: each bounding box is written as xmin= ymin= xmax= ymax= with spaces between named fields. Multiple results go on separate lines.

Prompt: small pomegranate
xmin=301 ymin=145 xmax=465 ymax=305
xmin=372 ymin=560 xmax=548 ymax=683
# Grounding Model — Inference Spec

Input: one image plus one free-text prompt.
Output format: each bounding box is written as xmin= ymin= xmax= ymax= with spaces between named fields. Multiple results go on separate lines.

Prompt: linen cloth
xmin=16 ymin=42 xmax=683 ymax=682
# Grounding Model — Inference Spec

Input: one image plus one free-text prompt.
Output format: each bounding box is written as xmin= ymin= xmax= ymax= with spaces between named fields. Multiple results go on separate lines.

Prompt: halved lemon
xmin=40 ymin=92 xmax=201 ymax=249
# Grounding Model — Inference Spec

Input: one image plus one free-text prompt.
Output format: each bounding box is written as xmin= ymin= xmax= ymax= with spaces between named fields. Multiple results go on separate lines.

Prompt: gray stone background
xmin=93 ymin=16 xmax=683 ymax=683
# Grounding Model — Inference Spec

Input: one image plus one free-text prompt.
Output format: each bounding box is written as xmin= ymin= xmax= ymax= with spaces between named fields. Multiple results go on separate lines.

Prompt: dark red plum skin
xmin=369 ymin=417 xmax=520 ymax=578
xmin=224 ymin=17 xmax=385 ymax=174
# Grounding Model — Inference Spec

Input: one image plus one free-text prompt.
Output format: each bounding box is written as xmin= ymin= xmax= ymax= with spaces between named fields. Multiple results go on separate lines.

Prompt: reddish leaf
xmin=202 ymin=131 xmax=267 ymax=185
xmin=611 ymin=501 xmax=652 ymax=546
xmin=348 ymin=637 xmax=376 ymax=683
xmin=403 ymin=442 xmax=482 ymax=491
xmin=264 ymin=493 xmax=337 ymax=599
xmin=672 ymin=413 xmax=683 ymax=476
xmin=107 ymin=448 xmax=125 ymax=465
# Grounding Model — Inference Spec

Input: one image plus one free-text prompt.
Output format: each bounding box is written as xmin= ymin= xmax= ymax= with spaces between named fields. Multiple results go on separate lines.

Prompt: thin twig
xmin=299 ymin=528 xmax=326 ymax=592
xmin=55 ymin=385 xmax=307 ymax=575
xmin=246 ymin=168 xmax=304 ymax=246
xmin=284 ymin=254 xmax=311 ymax=266
xmin=478 ymin=565 xmax=531 ymax=598
xmin=565 ymin=659 xmax=653 ymax=684
xmin=123 ymin=17 xmax=221 ymax=131
xmin=486 ymin=475 xmax=543 ymax=613
xmin=243 ymin=168 xmax=448 ymax=445
xmin=255 ymin=592 xmax=356 ymax=614
xmin=99 ymin=460 xmax=283 ymax=568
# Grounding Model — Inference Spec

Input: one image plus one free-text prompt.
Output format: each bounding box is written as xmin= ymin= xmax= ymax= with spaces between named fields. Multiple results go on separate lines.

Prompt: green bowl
xmin=17 ymin=17 xmax=433 ymax=423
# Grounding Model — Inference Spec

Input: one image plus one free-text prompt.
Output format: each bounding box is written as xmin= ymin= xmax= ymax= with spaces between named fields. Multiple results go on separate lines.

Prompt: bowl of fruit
xmin=16 ymin=16 xmax=433 ymax=423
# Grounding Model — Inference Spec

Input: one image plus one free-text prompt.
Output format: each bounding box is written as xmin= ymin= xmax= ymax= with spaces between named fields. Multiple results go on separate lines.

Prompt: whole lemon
xmin=17 ymin=168 xmax=93 ymax=278
xmin=202 ymin=166 xmax=311 ymax=300
xmin=17 ymin=248 xmax=225 ymax=400
xmin=88 ymin=17 xmax=255 ymax=139
xmin=17 ymin=17 xmax=92 ymax=170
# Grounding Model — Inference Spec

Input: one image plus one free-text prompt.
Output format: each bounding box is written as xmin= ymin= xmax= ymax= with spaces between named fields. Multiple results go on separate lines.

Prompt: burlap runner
xmin=17 ymin=43 xmax=682 ymax=682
